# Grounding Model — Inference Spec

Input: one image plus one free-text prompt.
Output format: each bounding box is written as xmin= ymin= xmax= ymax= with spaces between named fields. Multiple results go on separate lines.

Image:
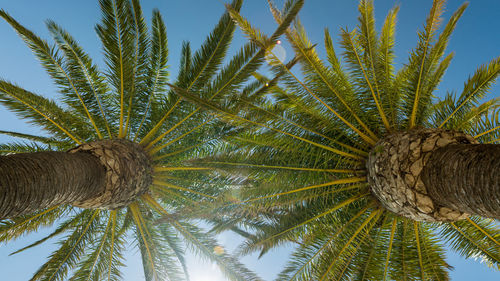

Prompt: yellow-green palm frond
xmin=0 ymin=79 xmax=91 ymax=144
xmin=439 ymin=217 xmax=500 ymax=270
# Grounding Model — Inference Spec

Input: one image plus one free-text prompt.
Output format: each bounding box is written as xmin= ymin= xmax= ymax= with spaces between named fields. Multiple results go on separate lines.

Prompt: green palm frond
xmin=0 ymin=130 xmax=71 ymax=148
xmin=1 ymin=0 xmax=499 ymax=280
xmin=378 ymin=5 xmax=399 ymax=127
xmin=130 ymin=202 xmax=176 ymax=281
xmin=0 ymin=10 xmax=104 ymax=139
xmin=123 ymin=0 xmax=150 ymax=138
xmin=0 ymin=79 xmax=91 ymax=143
xmin=190 ymin=0 xmax=243 ymax=91
xmin=143 ymin=195 xmax=262 ymax=281
xmin=268 ymin=0 xmax=377 ymax=145
xmin=0 ymin=206 xmax=68 ymax=243
xmin=0 ymin=141 xmax=63 ymax=155
xmin=133 ymin=8 xmax=169 ymax=141
xmin=469 ymin=105 xmax=500 ymax=144
xmin=434 ymin=57 xmax=500 ymax=130
xmin=439 ymin=217 xmax=500 ymax=270
xmin=402 ymin=0 xmax=446 ymax=128
xmin=138 ymin=0 xmax=242 ymax=147
xmin=31 ymin=210 xmax=101 ymax=281
xmin=46 ymin=20 xmax=113 ymax=138
xmin=70 ymin=211 xmax=118 ymax=281
xmin=95 ymin=0 xmax=137 ymax=138
xmin=157 ymin=222 xmax=190 ymax=280
xmin=9 ymin=209 xmax=94 ymax=256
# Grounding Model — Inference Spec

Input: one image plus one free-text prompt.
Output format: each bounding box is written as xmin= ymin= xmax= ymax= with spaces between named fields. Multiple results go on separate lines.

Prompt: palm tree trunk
xmin=0 ymin=151 xmax=106 ymax=219
xmin=421 ymin=144 xmax=500 ymax=220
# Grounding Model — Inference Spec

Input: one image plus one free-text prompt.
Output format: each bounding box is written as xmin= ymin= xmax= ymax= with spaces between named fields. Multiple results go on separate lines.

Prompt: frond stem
xmin=269 ymin=46 xmax=378 ymax=146
xmin=48 ymin=210 xmax=100 ymax=281
xmin=148 ymin=117 xmax=214 ymax=155
xmin=345 ymin=31 xmax=391 ymax=131
xmin=0 ymin=85 xmax=81 ymax=144
xmin=235 ymin=179 xmax=366 ymax=205
xmin=319 ymin=208 xmax=382 ymax=281
xmin=153 ymin=179 xmax=217 ymax=200
xmin=129 ymin=203 xmax=159 ymax=281
xmin=474 ymin=125 xmax=499 ymax=139
xmin=201 ymin=161 xmax=358 ymax=173
xmin=383 ymin=217 xmax=398 ymax=281
xmin=154 ymin=166 xmax=212 ymax=172
xmin=414 ymin=221 xmax=425 ymax=281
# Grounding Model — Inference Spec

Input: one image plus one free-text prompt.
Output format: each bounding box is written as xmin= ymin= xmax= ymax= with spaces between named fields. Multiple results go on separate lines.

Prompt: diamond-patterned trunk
xmin=69 ymin=139 xmax=153 ymax=209
xmin=366 ymin=128 xmax=486 ymax=222
xmin=0 ymin=139 xmax=152 ymax=219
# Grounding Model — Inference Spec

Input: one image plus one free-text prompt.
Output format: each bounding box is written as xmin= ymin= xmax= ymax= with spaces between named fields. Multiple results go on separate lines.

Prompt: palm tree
xmin=0 ymin=0 xmax=302 ymax=279
xmin=172 ymin=0 xmax=500 ymax=280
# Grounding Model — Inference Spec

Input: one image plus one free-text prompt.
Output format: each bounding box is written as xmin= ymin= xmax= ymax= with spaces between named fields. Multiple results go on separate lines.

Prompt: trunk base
xmin=69 ymin=139 xmax=152 ymax=209
xmin=367 ymin=128 xmax=477 ymax=222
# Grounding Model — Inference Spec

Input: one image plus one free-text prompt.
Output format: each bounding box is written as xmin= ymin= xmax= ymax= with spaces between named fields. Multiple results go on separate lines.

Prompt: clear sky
xmin=0 ymin=0 xmax=499 ymax=280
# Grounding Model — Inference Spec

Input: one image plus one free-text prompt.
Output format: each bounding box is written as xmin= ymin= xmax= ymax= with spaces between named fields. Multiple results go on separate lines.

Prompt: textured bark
xmin=68 ymin=139 xmax=152 ymax=209
xmin=0 ymin=139 xmax=153 ymax=219
xmin=367 ymin=128 xmax=477 ymax=222
xmin=422 ymin=144 xmax=500 ymax=220
xmin=0 ymin=151 xmax=106 ymax=219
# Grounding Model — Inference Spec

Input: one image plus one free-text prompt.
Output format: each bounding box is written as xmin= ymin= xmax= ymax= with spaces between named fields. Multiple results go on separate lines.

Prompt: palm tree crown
xmin=177 ymin=0 xmax=500 ymax=280
xmin=0 ymin=0 xmax=302 ymax=280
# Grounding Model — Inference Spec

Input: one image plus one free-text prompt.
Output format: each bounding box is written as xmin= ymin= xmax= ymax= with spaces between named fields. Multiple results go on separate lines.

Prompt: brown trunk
xmin=0 ymin=151 xmax=106 ymax=219
xmin=367 ymin=128 xmax=474 ymax=222
xmin=422 ymin=144 xmax=500 ymax=220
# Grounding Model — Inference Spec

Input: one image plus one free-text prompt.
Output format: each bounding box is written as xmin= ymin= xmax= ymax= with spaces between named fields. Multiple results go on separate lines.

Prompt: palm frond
xmin=30 ymin=210 xmax=101 ymax=281
xmin=133 ymin=8 xmax=169 ymax=141
xmin=123 ymin=0 xmax=150 ymax=138
xmin=96 ymin=0 xmax=136 ymax=138
xmin=0 ymin=130 xmax=67 ymax=147
xmin=46 ymin=21 xmax=113 ymax=139
xmin=143 ymin=195 xmax=262 ymax=281
xmin=378 ymin=5 xmax=399 ymax=127
xmin=69 ymin=211 xmax=126 ymax=281
xmin=0 ymin=80 xmax=87 ymax=143
xmin=437 ymin=57 xmax=500 ymax=129
xmin=268 ymin=0 xmax=378 ymax=144
xmin=140 ymin=0 xmax=242 ymax=145
xmin=0 ymin=142 xmax=54 ymax=155
xmin=0 ymin=10 xmax=104 ymax=139
xmin=0 ymin=206 xmax=67 ymax=243
xmin=439 ymin=217 xmax=500 ymax=270
xmin=397 ymin=0 xmax=445 ymax=128
xmin=276 ymin=205 xmax=373 ymax=281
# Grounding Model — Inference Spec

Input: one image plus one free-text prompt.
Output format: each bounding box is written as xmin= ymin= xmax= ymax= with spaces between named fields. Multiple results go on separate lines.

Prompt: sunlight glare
xmin=213 ymin=245 xmax=225 ymax=255
xmin=265 ymin=41 xmax=286 ymax=66
xmin=191 ymin=262 xmax=226 ymax=281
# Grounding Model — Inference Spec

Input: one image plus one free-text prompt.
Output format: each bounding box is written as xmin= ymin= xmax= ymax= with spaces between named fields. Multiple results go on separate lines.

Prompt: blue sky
xmin=0 ymin=0 xmax=499 ymax=280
